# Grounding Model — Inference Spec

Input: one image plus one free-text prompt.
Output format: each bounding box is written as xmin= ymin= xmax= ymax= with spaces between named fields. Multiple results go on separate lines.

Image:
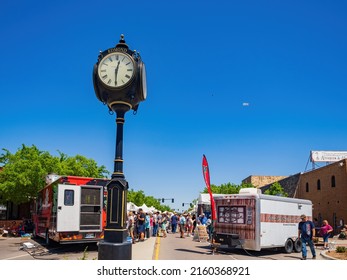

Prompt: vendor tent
xmin=127 ymin=202 xmax=139 ymax=212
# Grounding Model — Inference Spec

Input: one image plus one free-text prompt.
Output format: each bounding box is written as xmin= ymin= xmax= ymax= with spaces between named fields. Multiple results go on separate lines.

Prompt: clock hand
xmin=114 ymin=61 xmax=120 ymax=86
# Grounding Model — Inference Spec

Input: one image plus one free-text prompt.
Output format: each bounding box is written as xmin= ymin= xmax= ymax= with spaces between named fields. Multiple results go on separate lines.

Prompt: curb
xmin=320 ymin=250 xmax=336 ymax=260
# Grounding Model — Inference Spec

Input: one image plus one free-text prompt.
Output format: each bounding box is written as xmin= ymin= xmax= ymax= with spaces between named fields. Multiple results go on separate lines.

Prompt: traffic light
xmin=162 ymin=198 xmax=164 ymax=203
xmin=182 ymin=203 xmax=184 ymax=207
xmin=172 ymin=199 xmax=174 ymax=203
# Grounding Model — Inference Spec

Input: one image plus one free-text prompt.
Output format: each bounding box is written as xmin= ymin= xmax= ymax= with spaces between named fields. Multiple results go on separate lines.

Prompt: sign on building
xmin=310 ymin=150 xmax=347 ymax=162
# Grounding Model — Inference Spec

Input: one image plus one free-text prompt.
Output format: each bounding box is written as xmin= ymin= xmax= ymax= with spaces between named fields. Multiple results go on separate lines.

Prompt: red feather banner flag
xmin=202 ymin=154 xmax=217 ymax=221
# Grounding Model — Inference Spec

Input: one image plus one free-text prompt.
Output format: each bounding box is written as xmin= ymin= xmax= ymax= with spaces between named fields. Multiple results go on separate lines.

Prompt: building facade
xmin=253 ymin=159 xmax=347 ymax=233
xmin=296 ymin=159 xmax=347 ymax=231
xmin=242 ymin=175 xmax=287 ymax=188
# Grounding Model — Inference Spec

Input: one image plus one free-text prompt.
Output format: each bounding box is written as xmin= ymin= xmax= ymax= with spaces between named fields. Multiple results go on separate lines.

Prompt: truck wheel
xmin=284 ymin=238 xmax=294 ymax=253
xmin=294 ymin=239 xmax=302 ymax=253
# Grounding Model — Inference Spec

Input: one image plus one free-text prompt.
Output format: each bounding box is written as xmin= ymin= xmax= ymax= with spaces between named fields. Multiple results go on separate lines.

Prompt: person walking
xmin=186 ymin=214 xmax=193 ymax=237
xmin=171 ymin=213 xmax=178 ymax=233
xmin=152 ymin=212 xmax=158 ymax=237
xmin=298 ymin=214 xmax=316 ymax=260
xmin=145 ymin=212 xmax=151 ymax=239
xmin=127 ymin=211 xmax=135 ymax=244
xmin=137 ymin=208 xmax=146 ymax=241
xmin=320 ymin=220 xmax=333 ymax=249
xmin=179 ymin=214 xmax=186 ymax=238
xmin=160 ymin=214 xmax=167 ymax=238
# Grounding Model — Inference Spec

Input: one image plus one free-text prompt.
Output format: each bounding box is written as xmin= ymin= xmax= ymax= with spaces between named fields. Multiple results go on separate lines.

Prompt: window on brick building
xmin=331 ymin=176 xmax=336 ymax=188
xmin=306 ymin=182 xmax=309 ymax=192
xmin=317 ymin=179 xmax=321 ymax=190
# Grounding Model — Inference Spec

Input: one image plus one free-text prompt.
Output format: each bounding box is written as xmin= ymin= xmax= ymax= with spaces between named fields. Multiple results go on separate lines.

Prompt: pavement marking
xmin=153 ymin=236 xmax=160 ymax=260
xmin=3 ymin=254 xmax=31 ymax=260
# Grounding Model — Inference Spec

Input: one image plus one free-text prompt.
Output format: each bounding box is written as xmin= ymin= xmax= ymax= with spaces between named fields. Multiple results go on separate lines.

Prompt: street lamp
xmin=93 ymin=35 xmax=147 ymax=260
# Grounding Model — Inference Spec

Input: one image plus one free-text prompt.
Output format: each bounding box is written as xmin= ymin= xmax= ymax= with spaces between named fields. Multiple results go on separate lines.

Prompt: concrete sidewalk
xmin=320 ymin=236 xmax=347 ymax=260
xmin=132 ymin=236 xmax=157 ymax=260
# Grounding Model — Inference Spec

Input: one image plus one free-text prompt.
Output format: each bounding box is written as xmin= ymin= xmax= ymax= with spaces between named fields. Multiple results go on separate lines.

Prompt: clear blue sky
xmin=1 ymin=0 xmax=346 ymax=212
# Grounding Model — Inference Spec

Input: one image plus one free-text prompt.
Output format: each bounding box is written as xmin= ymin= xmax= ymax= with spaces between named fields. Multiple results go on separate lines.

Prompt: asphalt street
xmin=0 ymin=233 xmax=342 ymax=261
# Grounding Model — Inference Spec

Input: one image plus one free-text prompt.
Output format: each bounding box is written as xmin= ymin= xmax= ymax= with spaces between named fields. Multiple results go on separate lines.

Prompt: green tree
xmin=128 ymin=189 xmax=146 ymax=206
xmin=202 ymin=182 xmax=256 ymax=194
xmin=0 ymin=145 xmax=109 ymax=204
xmin=127 ymin=189 xmax=173 ymax=212
xmin=58 ymin=151 xmax=108 ymax=178
xmin=264 ymin=181 xmax=288 ymax=197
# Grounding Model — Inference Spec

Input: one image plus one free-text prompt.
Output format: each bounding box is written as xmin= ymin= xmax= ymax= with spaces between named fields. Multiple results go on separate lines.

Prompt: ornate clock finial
xmin=119 ymin=34 xmax=125 ymax=44
xmin=116 ymin=34 xmax=128 ymax=49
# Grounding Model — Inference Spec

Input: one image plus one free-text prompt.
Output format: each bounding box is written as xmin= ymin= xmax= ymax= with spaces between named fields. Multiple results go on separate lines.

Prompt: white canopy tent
xmin=127 ymin=202 xmax=139 ymax=212
xmin=126 ymin=202 xmax=158 ymax=213
xmin=138 ymin=203 xmax=151 ymax=213
xmin=198 ymin=193 xmax=225 ymax=205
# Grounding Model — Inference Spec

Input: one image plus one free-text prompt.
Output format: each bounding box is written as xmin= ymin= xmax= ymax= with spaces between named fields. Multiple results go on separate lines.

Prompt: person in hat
xmin=298 ymin=214 xmax=316 ymax=260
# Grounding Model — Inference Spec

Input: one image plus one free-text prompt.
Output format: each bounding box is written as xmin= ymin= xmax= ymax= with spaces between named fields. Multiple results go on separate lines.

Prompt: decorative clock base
xmin=98 ymin=241 xmax=132 ymax=260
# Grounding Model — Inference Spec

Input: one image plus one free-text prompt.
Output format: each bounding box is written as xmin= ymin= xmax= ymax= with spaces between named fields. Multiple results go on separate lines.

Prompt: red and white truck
xmin=32 ymin=175 xmax=109 ymax=245
xmin=213 ymin=188 xmax=312 ymax=253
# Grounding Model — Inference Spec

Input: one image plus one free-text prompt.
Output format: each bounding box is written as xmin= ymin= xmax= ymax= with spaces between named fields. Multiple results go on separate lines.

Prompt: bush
xmin=335 ymin=246 xmax=347 ymax=253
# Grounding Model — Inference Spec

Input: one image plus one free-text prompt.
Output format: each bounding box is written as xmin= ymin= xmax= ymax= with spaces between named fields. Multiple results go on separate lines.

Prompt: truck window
xmin=218 ymin=206 xmax=245 ymax=224
xmin=64 ymin=190 xmax=74 ymax=206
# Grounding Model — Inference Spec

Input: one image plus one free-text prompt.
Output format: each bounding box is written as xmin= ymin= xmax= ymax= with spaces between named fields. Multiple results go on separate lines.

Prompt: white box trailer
xmin=214 ymin=188 xmax=312 ymax=253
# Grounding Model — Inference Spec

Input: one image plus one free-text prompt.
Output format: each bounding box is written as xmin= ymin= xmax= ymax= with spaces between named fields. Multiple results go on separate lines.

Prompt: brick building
xmin=296 ymin=159 xmax=347 ymax=231
xmin=242 ymin=175 xmax=288 ymax=188
xmin=253 ymin=159 xmax=347 ymax=233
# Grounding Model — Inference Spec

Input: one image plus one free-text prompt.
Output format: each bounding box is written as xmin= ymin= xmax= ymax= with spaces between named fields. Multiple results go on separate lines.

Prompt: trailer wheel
xmin=284 ymin=238 xmax=294 ymax=253
xmin=294 ymin=239 xmax=302 ymax=253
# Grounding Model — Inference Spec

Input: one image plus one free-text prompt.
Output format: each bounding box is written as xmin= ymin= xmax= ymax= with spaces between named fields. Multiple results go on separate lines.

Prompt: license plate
xmin=85 ymin=233 xmax=95 ymax=239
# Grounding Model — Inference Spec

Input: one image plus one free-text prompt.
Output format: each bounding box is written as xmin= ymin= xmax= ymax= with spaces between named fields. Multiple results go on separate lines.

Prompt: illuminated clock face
xmin=97 ymin=52 xmax=135 ymax=88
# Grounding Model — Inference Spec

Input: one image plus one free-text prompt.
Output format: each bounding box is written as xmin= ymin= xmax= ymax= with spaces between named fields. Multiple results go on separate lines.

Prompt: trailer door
xmin=57 ymin=184 xmax=81 ymax=232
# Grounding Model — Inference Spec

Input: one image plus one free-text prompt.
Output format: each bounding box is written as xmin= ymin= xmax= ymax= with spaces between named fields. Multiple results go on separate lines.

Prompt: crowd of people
xmin=126 ymin=208 xmax=211 ymax=244
xmin=127 ymin=208 xmax=344 ymax=261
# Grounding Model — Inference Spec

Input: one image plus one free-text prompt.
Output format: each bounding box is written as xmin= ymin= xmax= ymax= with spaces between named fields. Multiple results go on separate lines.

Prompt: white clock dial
xmin=98 ymin=52 xmax=135 ymax=88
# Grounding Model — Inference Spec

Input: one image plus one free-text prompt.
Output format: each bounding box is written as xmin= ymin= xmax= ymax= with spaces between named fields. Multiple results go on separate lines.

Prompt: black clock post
xmin=93 ymin=35 xmax=147 ymax=260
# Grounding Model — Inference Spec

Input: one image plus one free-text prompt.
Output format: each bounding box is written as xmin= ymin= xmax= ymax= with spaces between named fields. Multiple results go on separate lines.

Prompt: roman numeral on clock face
xmin=98 ymin=52 xmax=135 ymax=88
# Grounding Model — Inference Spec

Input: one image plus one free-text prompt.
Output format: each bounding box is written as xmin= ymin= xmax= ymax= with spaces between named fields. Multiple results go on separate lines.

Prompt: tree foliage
xmin=0 ymin=145 xmax=109 ymax=204
xmin=127 ymin=189 xmax=171 ymax=212
xmin=264 ymin=181 xmax=288 ymax=197
xmin=202 ymin=182 xmax=256 ymax=194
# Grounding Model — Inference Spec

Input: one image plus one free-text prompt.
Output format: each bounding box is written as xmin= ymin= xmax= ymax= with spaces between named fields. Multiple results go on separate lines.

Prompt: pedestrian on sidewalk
xmin=137 ymin=208 xmax=146 ymax=241
xmin=127 ymin=211 xmax=136 ymax=244
xmin=320 ymin=220 xmax=333 ymax=249
xmin=145 ymin=212 xmax=151 ymax=239
xmin=298 ymin=214 xmax=316 ymax=260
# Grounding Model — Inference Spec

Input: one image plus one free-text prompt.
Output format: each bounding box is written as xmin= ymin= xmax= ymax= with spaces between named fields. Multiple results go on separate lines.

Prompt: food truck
xmin=213 ymin=188 xmax=312 ymax=253
xmin=32 ymin=175 xmax=108 ymax=244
